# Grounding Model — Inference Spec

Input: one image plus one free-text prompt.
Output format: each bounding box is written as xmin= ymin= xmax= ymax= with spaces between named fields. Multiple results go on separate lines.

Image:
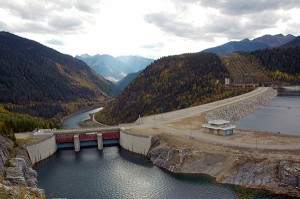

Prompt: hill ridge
xmin=0 ymin=31 xmax=119 ymax=119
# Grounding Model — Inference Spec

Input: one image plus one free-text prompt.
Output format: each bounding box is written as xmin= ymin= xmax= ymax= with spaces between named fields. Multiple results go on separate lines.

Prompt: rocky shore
xmin=0 ymin=135 xmax=45 ymax=198
xmin=147 ymin=135 xmax=300 ymax=198
xmin=144 ymin=87 xmax=299 ymax=197
xmin=204 ymin=87 xmax=278 ymax=122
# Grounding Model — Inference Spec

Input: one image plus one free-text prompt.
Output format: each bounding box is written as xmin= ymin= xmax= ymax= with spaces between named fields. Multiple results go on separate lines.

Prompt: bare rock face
xmin=147 ymin=137 xmax=227 ymax=176
xmin=4 ymin=158 xmax=38 ymax=188
xmin=221 ymin=159 xmax=278 ymax=187
xmin=147 ymin=136 xmax=300 ymax=198
xmin=147 ymin=137 xmax=187 ymax=172
xmin=278 ymin=161 xmax=300 ymax=188
xmin=0 ymin=135 xmax=14 ymax=175
xmin=0 ymin=183 xmax=45 ymax=198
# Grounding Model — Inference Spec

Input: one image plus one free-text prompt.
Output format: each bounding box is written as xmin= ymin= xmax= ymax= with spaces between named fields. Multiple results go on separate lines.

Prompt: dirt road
xmin=131 ymin=87 xmax=300 ymax=150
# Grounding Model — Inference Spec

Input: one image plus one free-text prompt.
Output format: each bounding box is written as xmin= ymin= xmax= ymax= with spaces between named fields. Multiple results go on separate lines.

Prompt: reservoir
xmin=34 ymin=107 xmax=287 ymax=198
xmin=236 ymin=89 xmax=300 ymax=135
xmin=62 ymin=107 xmax=102 ymax=129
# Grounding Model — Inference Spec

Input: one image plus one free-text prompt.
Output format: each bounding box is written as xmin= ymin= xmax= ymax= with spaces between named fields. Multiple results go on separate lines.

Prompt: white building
xmin=202 ymin=120 xmax=236 ymax=136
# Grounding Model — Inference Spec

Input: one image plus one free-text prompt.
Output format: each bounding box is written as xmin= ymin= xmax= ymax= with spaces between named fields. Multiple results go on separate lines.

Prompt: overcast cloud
xmin=0 ymin=0 xmax=299 ymax=58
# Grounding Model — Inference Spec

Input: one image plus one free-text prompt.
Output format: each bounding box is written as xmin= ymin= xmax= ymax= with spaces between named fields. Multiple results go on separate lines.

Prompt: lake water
xmin=62 ymin=107 xmax=102 ymax=129
xmin=236 ymin=90 xmax=300 ymax=135
xmin=34 ymin=105 xmax=289 ymax=199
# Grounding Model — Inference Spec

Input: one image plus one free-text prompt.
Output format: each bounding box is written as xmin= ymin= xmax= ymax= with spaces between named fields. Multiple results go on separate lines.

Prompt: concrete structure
xmin=26 ymin=135 xmax=57 ymax=164
xmin=120 ymin=129 xmax=151 ymax=155
xmin=97 ymin=133 xmax=103 ymax=150
xmin=54 ymin=127 xmax=120 ymax=151
xmin=202 ymin=120 xmax=236 ymax=136
xmin=225 ymin=78 xmax=230 ymax=85
xmin=74 ymin=134 xmax=80 ymax=152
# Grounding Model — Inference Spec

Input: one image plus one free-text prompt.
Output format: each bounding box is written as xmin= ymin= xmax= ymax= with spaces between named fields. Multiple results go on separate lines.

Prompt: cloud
xmin=74 ymin=0 xmax=101 ymax=13
xmin=46 ymin=39 xmax=64 ymax=46
xmin=0 ymin=21 xmax=9 ymax=30
xmin=48 ymin=16 xmax=83 ymax=31
xmin=144 ymin=13 xmax=214 ymax=41
xmin=0 ymin=0 xmax=101 ymax=35
xmin=145 ymin=0 xmax=299 ymax=41
xmin=173 ymin=0 xmax=300 ymax=15
xmin=141 ymin=42 xmax=164 ymax=49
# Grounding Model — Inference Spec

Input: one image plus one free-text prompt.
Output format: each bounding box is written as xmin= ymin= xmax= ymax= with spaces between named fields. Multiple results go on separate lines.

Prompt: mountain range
xmin=95 ymin=52 xmax=254 ymax=124
xmin=116 ymin=70 xmax=143 ymax=90
xmin=203 ymin=34 xmax=295 ymax=55
xmin=76 ymin=54 xmax=153 ymax=83
xmin=96 ymin=36 xmax=300 ymax=125
xmin=0 ymin=32 xmax=119 ymax=119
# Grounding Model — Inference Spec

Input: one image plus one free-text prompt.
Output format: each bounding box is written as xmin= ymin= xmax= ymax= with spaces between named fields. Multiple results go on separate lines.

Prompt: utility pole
xmin=189 ymin=122 xmax=192 ymax=139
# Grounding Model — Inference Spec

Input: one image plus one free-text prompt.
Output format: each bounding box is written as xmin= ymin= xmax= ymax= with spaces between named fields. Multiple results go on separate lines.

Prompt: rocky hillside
xmin=0 ymin=32 xmax=119 ymax=120
xmin=95 ymin=52 xmax=252 ymax=125
xmin=0 ymin=135 xmax=45 ymax=198
xmin=147 ymin=135 xmax=300 ymax=198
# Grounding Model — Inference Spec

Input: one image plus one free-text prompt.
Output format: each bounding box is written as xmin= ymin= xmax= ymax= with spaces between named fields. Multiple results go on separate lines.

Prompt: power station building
xmin=202 ymin=120 xmax=236 ymax=136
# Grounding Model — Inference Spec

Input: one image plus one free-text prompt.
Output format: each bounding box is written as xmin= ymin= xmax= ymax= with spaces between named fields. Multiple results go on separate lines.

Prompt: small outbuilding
xmin=202 ymin=120 xmax=236 ymax=136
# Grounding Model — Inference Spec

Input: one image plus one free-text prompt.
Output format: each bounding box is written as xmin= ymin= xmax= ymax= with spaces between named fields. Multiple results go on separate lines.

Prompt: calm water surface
xmin=34 ymin=103 xmax=290 ymax=199
xmin=62 ymin=108 xmax=102 ymax=129
xmin=237 ymin=90 xmax=300 ymax=135
xmin=34 ymin=147 xmax=242 ymax=199
xmin=34 ymin=147 xmax=285 ymax=199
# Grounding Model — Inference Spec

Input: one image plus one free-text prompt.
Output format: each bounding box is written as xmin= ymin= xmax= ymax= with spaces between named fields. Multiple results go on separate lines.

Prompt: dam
xmin=26 ymin=127 xmax=151 ymax=164
xmin=28 ymin=87 xmax=299 ymax=198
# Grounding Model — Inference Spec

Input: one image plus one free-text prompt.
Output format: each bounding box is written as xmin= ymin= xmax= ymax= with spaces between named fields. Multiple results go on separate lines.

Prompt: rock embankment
xmin=204 ymin=87 xmax=277 ymax=122
xmin=0 ymin=135 xmax=44 ymax=198
xmin=147 ymin=136 xmax=300 ymax=198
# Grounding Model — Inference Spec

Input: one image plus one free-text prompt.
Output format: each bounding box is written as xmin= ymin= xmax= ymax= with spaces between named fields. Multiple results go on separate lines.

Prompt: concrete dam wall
xmin=120 ymin=129 xmax=151 ymax=155
xmin=26 ymin=135 xmax=57 ymax=165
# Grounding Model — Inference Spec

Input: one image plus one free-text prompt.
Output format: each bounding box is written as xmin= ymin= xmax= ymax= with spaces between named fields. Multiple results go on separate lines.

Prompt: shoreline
xmin=59 ymin=103 xmax=103 ymax=125
xmin=25 ymin=87 xmax=300 ymax=198
xmin=128 ymin=87 xmax=300 ymax=197
xmin=145 ymin=132 xmax=300 ymax=198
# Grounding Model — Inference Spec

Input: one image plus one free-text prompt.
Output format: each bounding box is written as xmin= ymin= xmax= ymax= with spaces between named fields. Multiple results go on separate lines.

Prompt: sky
xmin=0 ymin=0 xmax=300 ymax=59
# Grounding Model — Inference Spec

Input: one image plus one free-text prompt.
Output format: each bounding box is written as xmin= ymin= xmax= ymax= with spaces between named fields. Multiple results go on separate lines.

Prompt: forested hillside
xmin=116 ymin=70 xmax=143 ymax=90
xmin=0 ymin=32 xmax=119 ymax=121
xmin=95 ymin=52 xmax=252 ymax=124
xmin=281 ymin=36 xmax=300 ymax=49
xmin=251 ymin=47 xmax=300 ymax=83
xmin=0 ymin=105 xmax=58 ymax=140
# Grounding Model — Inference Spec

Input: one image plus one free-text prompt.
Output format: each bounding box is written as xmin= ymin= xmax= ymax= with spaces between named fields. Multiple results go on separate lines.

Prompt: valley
xmin=1 ymin=32 xmax=300 ymax=198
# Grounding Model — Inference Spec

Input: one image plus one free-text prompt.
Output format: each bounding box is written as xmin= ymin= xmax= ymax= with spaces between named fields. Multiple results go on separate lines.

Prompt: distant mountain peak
xmin=203 ymin=34 xmax=295 ymax=55
xmin=76 ymin=54 xmax=153 ymax=82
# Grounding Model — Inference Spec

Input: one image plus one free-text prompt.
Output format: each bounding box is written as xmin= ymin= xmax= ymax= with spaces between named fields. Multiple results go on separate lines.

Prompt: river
xmin=34 ymin=108 xmax=287 ymax=199
xmin=62 ymin=108 xmax=102 ymax=129
xmin=236 ymin=89 xmax=300 ymax=135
